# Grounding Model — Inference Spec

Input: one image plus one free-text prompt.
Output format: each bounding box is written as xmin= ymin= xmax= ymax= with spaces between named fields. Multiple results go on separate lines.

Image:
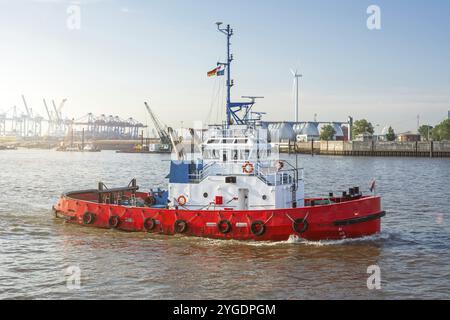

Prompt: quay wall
xmin=281 ymin=141 xmax=450 ymax=157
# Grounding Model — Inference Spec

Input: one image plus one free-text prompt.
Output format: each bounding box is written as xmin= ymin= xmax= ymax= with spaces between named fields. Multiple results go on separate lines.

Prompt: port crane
xmin=52 ymin=99 xmax=67 ymax=136
xmin=43 ymin=99 xmax=54 ymax=135
xmin=52 ymin=99 xmax=67 ymax=123
xmin=144 ymin=101 xmax=171 ymax=145
xmin=21 ymin=95 xmax=43 ymax=136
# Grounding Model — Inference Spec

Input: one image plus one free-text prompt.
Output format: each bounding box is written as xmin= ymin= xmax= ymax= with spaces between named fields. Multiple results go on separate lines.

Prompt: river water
xmin=0 ymin=149 xmax=449 ymax=299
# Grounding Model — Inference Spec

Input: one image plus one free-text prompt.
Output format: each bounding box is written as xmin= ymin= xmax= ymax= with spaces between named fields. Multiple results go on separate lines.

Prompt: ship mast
xmin=216 ymin=22 xmax=233 ymax=125
xmin=216 ymin=22 xmax=257 ymax=126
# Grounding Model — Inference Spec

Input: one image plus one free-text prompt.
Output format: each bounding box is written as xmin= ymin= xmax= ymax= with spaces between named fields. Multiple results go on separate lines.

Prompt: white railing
xmin=205 ymin=126 xmax=266 ymax=140
xmin=188 ymin=162 xmax=219 ymax=182
xmin=188 ymin=160 xmax=303 ymax=186
xmin=254 ymin=162 xmax=302 ymax=186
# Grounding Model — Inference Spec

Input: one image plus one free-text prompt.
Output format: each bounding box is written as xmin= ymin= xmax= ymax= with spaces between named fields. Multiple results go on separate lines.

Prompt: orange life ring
xmin=177 ymin=195 xmax=187 ymax=206
xmin=242 ymin=162 xmax=254 ymax=174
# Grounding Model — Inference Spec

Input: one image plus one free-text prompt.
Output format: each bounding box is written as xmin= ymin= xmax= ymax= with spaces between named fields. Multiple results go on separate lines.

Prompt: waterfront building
xmin=397 ymin=132 xmax=421 ymax=142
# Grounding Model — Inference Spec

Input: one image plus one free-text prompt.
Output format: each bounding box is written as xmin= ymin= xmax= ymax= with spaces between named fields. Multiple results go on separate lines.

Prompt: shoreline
xmin=280 ymin=140 xmax=450 ymax=158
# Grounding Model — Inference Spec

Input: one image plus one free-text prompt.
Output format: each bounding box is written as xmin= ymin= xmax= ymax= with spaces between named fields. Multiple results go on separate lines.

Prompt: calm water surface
xmin=0 ymin=149 xmax=449 ymax=299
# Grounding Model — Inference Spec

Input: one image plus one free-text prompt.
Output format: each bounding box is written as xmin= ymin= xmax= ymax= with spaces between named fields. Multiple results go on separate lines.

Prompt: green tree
xmin=352 ymin=119 xmax=374 ymax=139
xmin=385 ymin=126 xmax=396 ymax=141
xmin=320 ymin=125 xmax=336 ymax=141
xmin=432 ymin=119 xmax=450 ymax=141
xmin=418 ymin=125 xmax=433 ymax=141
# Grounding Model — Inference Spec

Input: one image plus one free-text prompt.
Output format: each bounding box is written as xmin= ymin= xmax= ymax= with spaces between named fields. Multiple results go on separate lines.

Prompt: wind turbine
xmin=291 ymin=69 xmax=302 ymax=123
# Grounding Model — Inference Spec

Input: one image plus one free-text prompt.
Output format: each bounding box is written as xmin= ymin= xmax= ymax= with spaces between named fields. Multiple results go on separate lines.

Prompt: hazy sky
xmin=1 ymin=0 xmax=449 ymax=133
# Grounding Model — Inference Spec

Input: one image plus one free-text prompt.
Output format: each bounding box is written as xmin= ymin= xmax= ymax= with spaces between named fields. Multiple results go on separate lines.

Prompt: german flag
xmin=207 ymin=66 xmax=221 ymax=77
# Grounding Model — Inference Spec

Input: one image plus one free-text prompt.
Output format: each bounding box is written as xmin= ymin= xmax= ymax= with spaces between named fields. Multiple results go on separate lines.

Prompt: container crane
xmin=144 ymin=101 xmax=171 ymax=145
xmin=43 ymin=99 xmax=52 ymax=121
xmin=21 ymin=95 xmax=32 ymax=136
xmin=43 ymin=99 xmax=54 ymax=136
xmin=21 ymin=95 xmax=32 ymax=117
xmin=52 ymin=99 xmax=67 ymax=136
xmin=52 ymin=99 xmax=67 ymax=122
xmin=52 ymin=100 xmax=60 ymax=122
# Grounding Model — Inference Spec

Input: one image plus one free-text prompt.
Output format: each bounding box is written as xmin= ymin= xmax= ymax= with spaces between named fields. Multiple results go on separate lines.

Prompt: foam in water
xmin=196 ymin=233 xmax=393 ymax=247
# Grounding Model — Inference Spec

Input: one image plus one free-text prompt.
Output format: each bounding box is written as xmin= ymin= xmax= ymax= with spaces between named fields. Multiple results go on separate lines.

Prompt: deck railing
xmin=188 ymin=160 xmax=303 ymax=187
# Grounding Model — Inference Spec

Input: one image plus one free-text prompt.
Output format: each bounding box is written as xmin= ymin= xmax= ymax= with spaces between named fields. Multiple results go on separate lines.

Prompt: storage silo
xmin=293 ymin=123 xmax=306 ymax=135
xmin=332 ymin=123 xmax=344 ymax=140
xmin=266 ymin=123 xmax=276 ymax=142
xmin=300 ymin=122 xmax=320 ymax=141
xmin=269 ymin=122 xmax=296 ymax=143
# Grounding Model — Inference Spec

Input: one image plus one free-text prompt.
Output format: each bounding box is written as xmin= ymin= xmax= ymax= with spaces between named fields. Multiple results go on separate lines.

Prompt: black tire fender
xmin=250 ymin=220 xmax=266 ymax=236
xmin=174 ymin=219 xmax=188 ymax=234
xmin=83 ymin=212 xmax=96 ymax=225
xmin=217 ymin=220 xmax=232 ymax=234
xmin=108 ymin=215 xmax=120 ymax=229
xmin=143 ymin=218 xmax=156 ymax=231
xmin=293 ymin=218 xmax=309 ymax=234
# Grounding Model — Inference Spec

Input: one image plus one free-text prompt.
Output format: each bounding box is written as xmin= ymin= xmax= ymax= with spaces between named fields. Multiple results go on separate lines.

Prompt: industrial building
xmin=265 ymin=121 xmax=349 ymax=143
xmin=397 ymin=132 xmax=421 ymax=142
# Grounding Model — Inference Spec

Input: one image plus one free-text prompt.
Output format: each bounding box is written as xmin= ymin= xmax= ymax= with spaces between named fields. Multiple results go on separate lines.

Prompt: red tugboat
xmin=53 ymin=23 xmax=385 ymax=242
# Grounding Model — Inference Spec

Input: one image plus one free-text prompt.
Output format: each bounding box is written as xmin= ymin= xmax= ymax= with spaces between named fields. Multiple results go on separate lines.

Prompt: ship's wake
xmin=201 ymin=232 xmax=400 ymax=247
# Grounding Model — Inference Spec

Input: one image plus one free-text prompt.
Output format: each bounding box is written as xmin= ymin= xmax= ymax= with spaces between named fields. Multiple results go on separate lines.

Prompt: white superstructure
xmin=167 ymin=125 xmax=304 ymax=211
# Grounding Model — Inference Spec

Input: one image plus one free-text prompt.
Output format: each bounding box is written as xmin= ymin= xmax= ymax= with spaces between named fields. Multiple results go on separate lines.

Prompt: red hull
xmin=53 ymin=190 xmax=384 ymax=242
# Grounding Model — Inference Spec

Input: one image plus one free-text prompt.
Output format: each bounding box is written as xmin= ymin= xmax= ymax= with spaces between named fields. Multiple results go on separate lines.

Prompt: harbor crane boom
xmin=52 ymin=100 xmax=62 ymax=122
xmin=43 ymin=99 xmax=52 ymax=121
xmin=51 ymin=98 xmax=67 ymax=122
xmin=144 ymin=101 xmax=171 ymax=145
xmin=21 ymin=95 xmax=32 ymax=117
xmin=58 ymin=99 xmax=67 ymax=115
xmin=52 ymin=100 xmax=59 ymax=121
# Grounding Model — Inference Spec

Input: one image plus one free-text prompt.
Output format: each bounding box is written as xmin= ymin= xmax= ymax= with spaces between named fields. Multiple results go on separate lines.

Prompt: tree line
xmin=319 ymin=118 xmax=450 ymax=141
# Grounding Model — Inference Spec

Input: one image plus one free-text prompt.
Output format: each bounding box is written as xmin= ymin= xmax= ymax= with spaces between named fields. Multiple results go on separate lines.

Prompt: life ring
xmin=217 ymin=220 xmax=232 ymax=234
xmin=242 ymin=162 xmax=254 ymax=174
xmin=144 ymin=196 xmax=156 ymax=206
xmin=174 ymin=219 xmax=188 ymax=233
xmin=276 ymin=161 xmax=284 ymax=171
xmin=177 ymin=195 xmax=187 ymax=206
xmin=293 ymin=218 xmax=309 ymax=234
xmin=143 ymin=218 xmax=156 ymax=231
xmin=250 ymin=220 xmax=266 ymax=236
xmin=108 ymin=215 xmax=120 ymax=229
xmin=83 ymin=212 xmax=96 ymax=225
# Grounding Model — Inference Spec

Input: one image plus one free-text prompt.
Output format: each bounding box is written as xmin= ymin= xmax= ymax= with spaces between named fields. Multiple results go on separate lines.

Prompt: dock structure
xmin=0 ymin=96 xmax=146 ymax=140
xmin=279 ymin=140 xmax=450 ymax=158
xmin=0 ymin=98 xmax=44 ymax=137
xmin=71 ymin=113 xmax=146 ymax=140
xmin=0 ymin=96 xmax=68 ymax=137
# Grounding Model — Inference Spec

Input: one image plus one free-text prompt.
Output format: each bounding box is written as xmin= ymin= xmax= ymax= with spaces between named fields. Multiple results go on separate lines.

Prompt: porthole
xmin=262 ymin=195 xmax=267 ymax=200
xmin=203 ymin=192 xmax=208 ymax=198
